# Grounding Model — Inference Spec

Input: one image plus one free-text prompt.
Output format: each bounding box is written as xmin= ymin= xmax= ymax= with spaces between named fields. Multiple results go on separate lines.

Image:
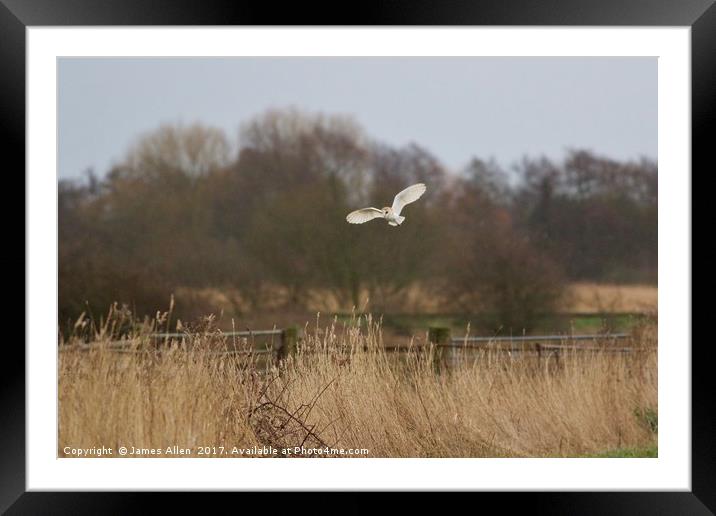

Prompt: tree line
xmin=59 ymin=108 xmax=657 ymax=330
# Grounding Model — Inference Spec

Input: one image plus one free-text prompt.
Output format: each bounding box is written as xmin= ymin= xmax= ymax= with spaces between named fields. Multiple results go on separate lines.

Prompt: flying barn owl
xmin=346 ymin=183 xmax=427 ymax=226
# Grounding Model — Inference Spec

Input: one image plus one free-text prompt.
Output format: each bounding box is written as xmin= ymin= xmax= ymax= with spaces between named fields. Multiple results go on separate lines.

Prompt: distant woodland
xmin=59 ymin=109 xmax=657 ymax=329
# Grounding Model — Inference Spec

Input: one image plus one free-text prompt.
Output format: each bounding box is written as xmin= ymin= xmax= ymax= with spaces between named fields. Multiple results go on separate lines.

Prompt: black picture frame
xmin=4 ymin=0 xmax=709 ymax=513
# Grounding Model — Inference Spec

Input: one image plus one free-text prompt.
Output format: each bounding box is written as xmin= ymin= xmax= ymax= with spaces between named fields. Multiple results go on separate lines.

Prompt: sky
xmin=58 ymin=57 xmax=657 ymax=180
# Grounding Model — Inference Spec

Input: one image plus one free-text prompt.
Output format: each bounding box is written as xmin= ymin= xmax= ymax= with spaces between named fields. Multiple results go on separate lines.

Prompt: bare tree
xmin=122 ymin=122 xmax=232 ymax=180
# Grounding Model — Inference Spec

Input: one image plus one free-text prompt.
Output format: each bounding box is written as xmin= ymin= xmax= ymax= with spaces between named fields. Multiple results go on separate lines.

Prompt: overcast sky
xmin=58 ymin=57 xmax=656 ymax=180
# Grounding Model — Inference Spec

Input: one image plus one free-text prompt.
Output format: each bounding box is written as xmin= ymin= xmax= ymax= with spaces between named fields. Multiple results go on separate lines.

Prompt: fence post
xmin=277 ymin=327 xmax=298 ymax=361
xmin=428 ymin=327 xmax=451 ymax=369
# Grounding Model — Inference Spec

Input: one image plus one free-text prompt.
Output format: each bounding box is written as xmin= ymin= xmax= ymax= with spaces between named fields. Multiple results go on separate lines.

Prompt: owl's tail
xmin=389 ymin=215 xmax=406 ymax=227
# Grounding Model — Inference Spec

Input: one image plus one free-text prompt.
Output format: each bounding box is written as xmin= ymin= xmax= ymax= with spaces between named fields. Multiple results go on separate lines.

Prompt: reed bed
xmin=59 ymin=309 xmax=657 ymax=458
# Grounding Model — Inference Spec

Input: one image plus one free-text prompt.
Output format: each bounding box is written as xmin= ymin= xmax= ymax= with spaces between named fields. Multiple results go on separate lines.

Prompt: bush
xmin=445 ymin=230 xmax=565 ymax=332
xmin=442 ymin=179 xmax=565 ymax=332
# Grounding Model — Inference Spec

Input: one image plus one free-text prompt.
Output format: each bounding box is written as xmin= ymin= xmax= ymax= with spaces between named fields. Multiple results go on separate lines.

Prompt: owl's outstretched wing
xmin=346 ymin=207 xmax=384 ymax=224
xmin=391 ymin=183 xmax=427 ymax=216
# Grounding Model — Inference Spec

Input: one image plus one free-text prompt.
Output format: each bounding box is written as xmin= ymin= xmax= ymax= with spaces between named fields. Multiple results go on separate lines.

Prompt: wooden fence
xmin=62 ymin=326 xmax=634 ymax=362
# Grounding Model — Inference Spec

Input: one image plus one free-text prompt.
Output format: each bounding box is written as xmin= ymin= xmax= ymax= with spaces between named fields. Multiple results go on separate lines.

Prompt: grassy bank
xmin=588 ymin=445 xmax=658 ymax=458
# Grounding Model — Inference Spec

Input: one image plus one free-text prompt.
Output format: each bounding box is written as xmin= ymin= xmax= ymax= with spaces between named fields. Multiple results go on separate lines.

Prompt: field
xmin=561 ymin=282 xmax=657 ymax=313
xmin=176 ymin=282 xmax=658 ymax=323
xmin=171 ymin=282 xmax=657 ymax=333
xmin=59 ymin=313 xmax=658 ymax=458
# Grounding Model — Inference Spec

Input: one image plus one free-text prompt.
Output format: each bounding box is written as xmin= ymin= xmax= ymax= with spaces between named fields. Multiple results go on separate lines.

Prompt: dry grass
xmin=59 ymin=312 xmax=657 ymax=458
xmin=561 ymin=282 xmax=658 ymax=313
xmin=174 ymin=282 xmax=657 ymax=322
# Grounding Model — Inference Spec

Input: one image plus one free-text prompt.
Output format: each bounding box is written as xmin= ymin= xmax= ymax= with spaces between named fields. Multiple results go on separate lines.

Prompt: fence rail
xmin=150 ymin=329 xmax=283 ymax=339
xmin=62 ymin=327 xmax=296 ymax=358
xmin=451 ymin=333 xmax=629 ymax=344
xmin=537 ymin=344 xmax=633 ymax=353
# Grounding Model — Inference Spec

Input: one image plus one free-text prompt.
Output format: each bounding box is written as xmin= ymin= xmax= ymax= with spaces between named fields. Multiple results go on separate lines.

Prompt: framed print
xmin=5 ymin=0 xmax=711 ymax=512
